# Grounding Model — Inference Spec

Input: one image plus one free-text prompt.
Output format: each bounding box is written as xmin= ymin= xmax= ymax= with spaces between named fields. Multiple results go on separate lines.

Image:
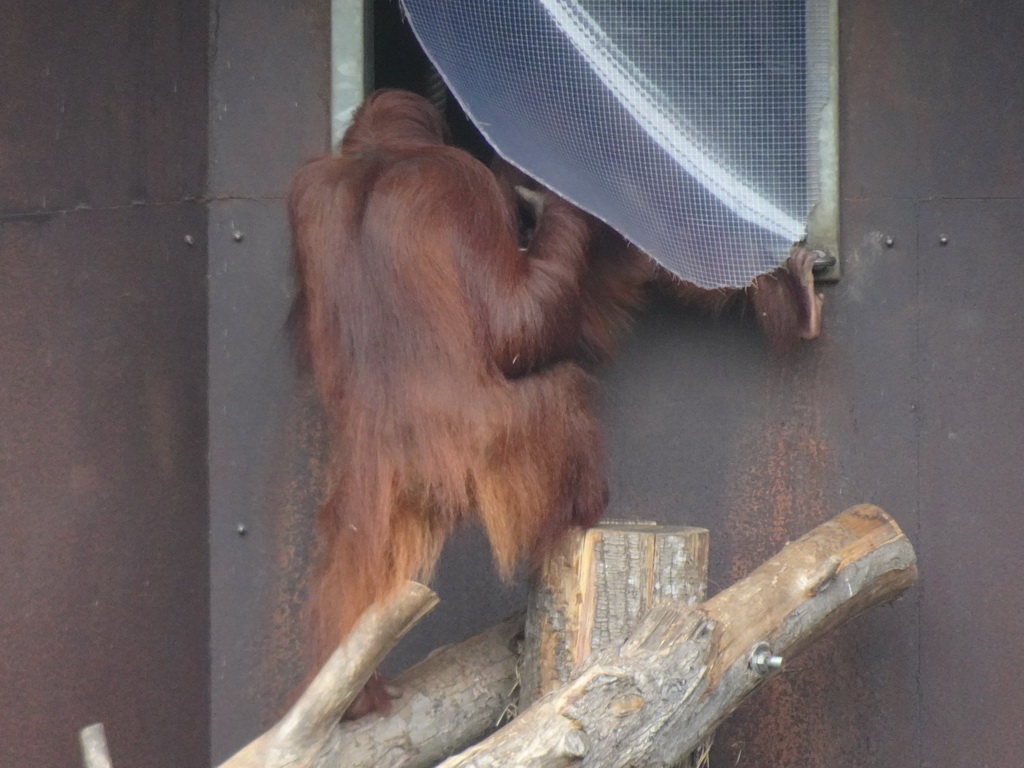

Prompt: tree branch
xmin=321 ymin=614 xmax=524 ymax=768
xmin=79 ymin=723 xmax=113 ymax=768
xmin=218 ymin=581 xmax=439 ymax=768
xmin=437 ymin=505 xmax=917 ymax=767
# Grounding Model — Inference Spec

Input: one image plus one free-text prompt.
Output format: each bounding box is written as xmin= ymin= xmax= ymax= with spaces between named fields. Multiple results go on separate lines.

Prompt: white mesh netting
xmin=400 ymin=0 xmax=829 ymax=288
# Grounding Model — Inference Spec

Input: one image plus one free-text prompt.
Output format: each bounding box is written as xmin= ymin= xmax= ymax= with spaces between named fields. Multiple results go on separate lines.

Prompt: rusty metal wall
xmin=599 ymin=2 xmax=1024 ymax=765
xmin=0 ymin=2 xmax=210 ymax=768
xmin=205 ymin=0 xmax=332 ymax=761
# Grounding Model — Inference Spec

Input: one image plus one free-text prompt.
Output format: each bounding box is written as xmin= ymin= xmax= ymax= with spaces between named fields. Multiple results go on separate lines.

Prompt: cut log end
xmin=79 ymin=723 xmax=113 ymax=768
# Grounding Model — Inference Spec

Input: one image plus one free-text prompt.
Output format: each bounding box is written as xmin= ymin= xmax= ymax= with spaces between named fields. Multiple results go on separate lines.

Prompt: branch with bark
xmin=79 ymin=504 xmax=916 ymax=768
xmin=220 ymin=581 xmax=440 ymax=768
xmin=440 ymin=505 xmax=917 ymax=767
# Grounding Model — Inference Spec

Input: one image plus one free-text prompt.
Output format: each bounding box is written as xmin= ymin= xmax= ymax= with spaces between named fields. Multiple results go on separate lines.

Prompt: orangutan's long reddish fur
xmin=287 ymin=91 xmax=612 ymax=713
xmin=490 ymin=157 xmax=655 ymax=364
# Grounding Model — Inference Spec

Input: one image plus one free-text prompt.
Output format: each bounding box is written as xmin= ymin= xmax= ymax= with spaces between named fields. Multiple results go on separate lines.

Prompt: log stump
xmin=522 ymin=522 xmax=710 ymax=706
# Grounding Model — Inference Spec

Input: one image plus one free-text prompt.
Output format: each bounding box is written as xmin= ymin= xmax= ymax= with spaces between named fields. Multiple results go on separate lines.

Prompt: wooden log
xmin=217 ymin=581 xmax=439 ymax=768
xmin=79 ymin=723 xmax=113 ymax=768
xmin=437 ymin=505 xmax=918 ymax=768
xmin=522 ymin=521 xmax=709 ymax=705
xmin=322 ymin=614 xmax=524 ymax=768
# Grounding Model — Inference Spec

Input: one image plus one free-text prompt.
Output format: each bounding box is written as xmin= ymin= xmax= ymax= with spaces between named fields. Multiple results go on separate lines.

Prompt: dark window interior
xmin=371 ymin=0 xmax=493 ymax=160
